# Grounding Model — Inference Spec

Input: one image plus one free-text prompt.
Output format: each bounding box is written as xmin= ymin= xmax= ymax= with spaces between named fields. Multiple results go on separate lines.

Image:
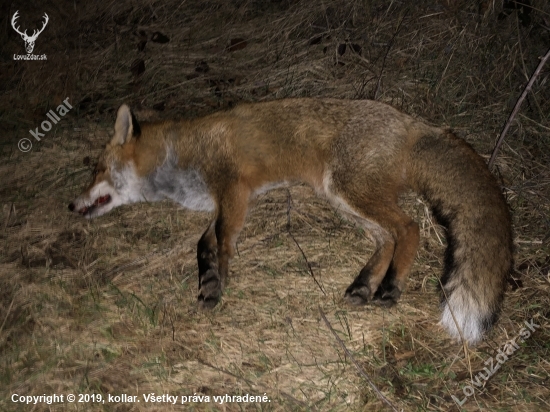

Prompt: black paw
xmin=198 ymin=269 xmax=222 ymax=309
xmin=197 ymin=250 xmax=218 ymax=275
xmin=372 ymin=285 xmax=401 ymax=307
xmin=344 ymin=283 xmax=372 ymax=305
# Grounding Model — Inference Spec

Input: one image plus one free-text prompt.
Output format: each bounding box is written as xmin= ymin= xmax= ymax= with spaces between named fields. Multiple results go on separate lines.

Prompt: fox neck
xmin=112 ymin=163 xmax=155 ymax=204
xmin=112 ymin=144 xmax=214 ymax=212
xmin=146 ymin=147 xmax=215 ymax=212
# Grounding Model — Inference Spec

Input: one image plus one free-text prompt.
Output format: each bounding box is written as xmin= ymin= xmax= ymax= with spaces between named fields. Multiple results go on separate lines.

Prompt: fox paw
xmin=198 ymin=269 xmax=222 ymax=309
xmin=371 ymin=287 xmax=400 ymax=307
xmin=344 ymin=283 xmax=372 ymax=305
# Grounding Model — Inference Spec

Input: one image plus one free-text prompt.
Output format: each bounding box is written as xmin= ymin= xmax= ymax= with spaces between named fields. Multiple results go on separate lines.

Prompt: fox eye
xmin=92 ymin=164 xmax=107 ymax=178
xmin=92 ymin=161 xmax=107 ymax=178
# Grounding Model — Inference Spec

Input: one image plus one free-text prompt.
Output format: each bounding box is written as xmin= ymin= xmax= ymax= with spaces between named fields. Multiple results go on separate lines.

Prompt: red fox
xmin=69 ymin=98 xmax=513 ymax=345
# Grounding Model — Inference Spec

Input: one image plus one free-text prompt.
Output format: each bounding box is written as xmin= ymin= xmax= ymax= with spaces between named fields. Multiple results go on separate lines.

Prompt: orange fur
xmin=69 ymin=98 xmax=513 ymax=345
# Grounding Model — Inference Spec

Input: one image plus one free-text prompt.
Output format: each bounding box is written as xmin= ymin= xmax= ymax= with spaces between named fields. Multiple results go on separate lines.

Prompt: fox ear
xmin=111 ymin=104 xmax=141 ymax=146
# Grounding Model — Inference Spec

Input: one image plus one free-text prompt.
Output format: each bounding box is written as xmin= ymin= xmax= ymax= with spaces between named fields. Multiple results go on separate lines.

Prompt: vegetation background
xmin=1 ymin=0 xmax=549 ymax=410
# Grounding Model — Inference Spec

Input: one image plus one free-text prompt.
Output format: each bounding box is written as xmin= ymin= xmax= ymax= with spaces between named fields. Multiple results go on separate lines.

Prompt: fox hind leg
xmin=341 ymin=203 xmax=420 ymax=307
xmin=344 ymin=214 xmax=395 ymax=305
xmin=370 ymin=215 xmax=419 ymax=306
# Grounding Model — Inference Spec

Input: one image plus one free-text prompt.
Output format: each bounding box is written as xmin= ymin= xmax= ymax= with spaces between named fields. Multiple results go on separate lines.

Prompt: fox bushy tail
xmin=408 ymin=130 xmax=513 ymax=345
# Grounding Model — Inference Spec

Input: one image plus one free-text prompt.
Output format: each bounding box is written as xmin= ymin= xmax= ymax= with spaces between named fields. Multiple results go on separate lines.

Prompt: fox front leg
xmin=197 ymin=220 xmax=220 ymax=308
xmin=196 ymin=184 xmax=250 ymax=309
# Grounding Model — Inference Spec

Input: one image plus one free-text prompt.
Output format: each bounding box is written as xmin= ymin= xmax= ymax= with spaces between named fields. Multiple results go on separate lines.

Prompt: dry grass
xmin=1 ymin=0 xmax=550 ymax=410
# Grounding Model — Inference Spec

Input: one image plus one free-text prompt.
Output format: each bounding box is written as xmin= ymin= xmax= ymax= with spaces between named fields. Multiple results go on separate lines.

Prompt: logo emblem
xmin=11 ymin=11 xmax=49 ymax=54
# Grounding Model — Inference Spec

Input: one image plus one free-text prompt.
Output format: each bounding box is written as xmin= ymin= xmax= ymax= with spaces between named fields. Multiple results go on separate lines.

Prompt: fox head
xmin=69 ymin=105 xmax=144 ymax=218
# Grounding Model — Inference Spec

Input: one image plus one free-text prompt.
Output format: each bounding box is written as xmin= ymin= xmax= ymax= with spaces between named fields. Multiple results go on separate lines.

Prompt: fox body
xmin=69 ymin=98 xmax=513 ymax=345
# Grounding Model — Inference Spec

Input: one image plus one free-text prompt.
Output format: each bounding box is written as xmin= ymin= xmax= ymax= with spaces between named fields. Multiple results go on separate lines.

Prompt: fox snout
xmin=69 ymin=104 xmax=145 ymax=219
xmin=68 ymin=194 xmax=112 ymax=217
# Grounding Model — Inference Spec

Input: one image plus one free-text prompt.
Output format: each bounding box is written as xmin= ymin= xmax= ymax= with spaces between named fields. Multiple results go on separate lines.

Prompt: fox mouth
xmin=76 ymin=194 xmax=112 ymax=216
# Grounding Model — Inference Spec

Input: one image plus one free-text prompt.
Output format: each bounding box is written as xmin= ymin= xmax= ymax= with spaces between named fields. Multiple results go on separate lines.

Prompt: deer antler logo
xmin=11 ymin=11 xmax=49 ymax=54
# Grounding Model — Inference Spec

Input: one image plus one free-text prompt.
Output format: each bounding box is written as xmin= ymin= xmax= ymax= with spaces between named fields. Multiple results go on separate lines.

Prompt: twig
xmin=437 ymin=278 xmax=473 ymax=385
xmin=286 ymin=190 xmax=327 ymax=296
xmin=319 ymin=307 xmax=400 ymax=412
xmin=374 ymin=11 xmax=407 ymax=100
xmin=3 ymin=202 xmax=14 ymax=232
xmin=489 ymin=47 xmax=550 ymax=169
xmin=0 ymin=295 xmax=16 ymax=336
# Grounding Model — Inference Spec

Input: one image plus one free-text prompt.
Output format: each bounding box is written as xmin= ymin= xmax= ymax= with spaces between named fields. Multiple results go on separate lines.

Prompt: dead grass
xmin=1 ymin=0 xmax=550 ymax=410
